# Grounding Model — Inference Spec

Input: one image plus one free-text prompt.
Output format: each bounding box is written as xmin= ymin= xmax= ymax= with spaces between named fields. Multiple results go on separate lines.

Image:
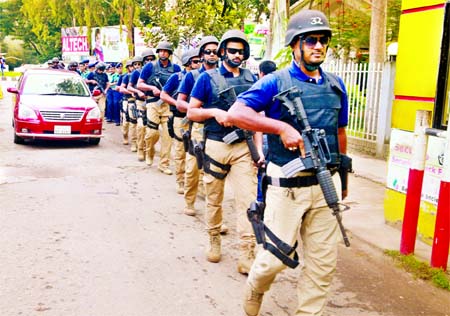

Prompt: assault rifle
xmin=274 ymin=86 xmax=351 ymax=247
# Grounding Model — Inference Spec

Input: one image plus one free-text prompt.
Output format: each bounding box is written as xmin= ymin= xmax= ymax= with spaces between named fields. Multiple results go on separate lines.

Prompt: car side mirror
xmin=92 ymin=89 xmax=101 ymax=97
xmin=7 ymin=87 xmax=19 ymax=94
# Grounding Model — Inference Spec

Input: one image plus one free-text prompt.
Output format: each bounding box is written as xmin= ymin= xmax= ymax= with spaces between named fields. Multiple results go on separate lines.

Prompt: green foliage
xmin=273 ymin=46 xmax=292 ymax=69
xmin=384 ymin=250 xmax=450 ymax=291
xmin=387 ymin=0 xmax=401 ymax=42
xmin=0 ymin=0 xmax=400 ymax=65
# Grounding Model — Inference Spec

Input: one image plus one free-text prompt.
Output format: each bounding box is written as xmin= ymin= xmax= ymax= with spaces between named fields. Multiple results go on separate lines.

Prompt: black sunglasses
xmin=191 ymin=59 xmax=201 ymax=64
xmin=226 ymin=48 xmax=245 ymax=55
xmin=303 ymin=35 xmax=330 ymax=47
xmin=203 ymin=49 xmax=217 ymax=55
xmin=144 ymin=57 xmax=155 ymax=62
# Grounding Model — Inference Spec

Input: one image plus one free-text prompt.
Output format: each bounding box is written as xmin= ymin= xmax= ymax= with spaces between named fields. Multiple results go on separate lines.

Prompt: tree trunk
xmin=369 ymin=0 xmax=387 ymax=63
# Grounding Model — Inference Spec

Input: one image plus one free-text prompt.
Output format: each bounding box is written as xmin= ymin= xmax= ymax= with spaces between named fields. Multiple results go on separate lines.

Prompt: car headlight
xmin=86 ymin=106 xmax=101 ymax=119
xmin=18 ymin=104 xmax=38 ymax=119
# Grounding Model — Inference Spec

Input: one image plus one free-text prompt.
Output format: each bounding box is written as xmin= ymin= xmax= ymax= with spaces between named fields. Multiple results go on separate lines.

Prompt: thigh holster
xmin=203 ymin=153 xmax=231 ymax=180
xmin=147 ymin=120 xmax=159 ymax=130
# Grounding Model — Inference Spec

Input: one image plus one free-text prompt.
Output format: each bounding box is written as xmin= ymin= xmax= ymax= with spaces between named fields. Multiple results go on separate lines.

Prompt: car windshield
xmin=23 ymin=73 xmax=90 ymax=97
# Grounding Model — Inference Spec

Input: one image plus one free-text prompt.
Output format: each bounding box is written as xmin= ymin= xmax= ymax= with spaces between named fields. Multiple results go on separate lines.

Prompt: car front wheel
xmin=88 ymin=138 xmax=100 ymax=145
xmin=13 ymin=133 xmax=25 ymax=144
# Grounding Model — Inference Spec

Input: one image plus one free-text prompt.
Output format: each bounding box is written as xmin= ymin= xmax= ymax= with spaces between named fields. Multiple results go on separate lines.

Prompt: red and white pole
xmin=430 ymin=114 xmax=450 ymax=270
xmin=400 ymin=110 xmax=430 ymax=255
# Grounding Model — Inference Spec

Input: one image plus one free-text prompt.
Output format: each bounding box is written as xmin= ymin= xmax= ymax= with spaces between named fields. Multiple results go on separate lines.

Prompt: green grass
xmin=384 ymin=249 xmax=450 ymax=291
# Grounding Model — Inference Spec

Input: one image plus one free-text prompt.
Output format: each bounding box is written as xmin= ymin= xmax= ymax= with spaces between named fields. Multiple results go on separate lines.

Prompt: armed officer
xmin=86 ymin=62 xmax=110 ymax=120
xmin=132 ymin=49 xmax=157 ymax=161
xmin=137 ymin=41 xmax=182 ymax=174
xmin=118 ymin=60 xmax=135 ymax=145
xmin=226 ymin=10 xmax=350 ymax=316
xmin=160 ymin=48 xmax=201 ymax=195
xmin=126 ymin=56 xmax=145 ymax=153
xmin=187 ymin=30 xmax=259 ymax=274
xmin=177 ymin=36 xmax=219 ymax=217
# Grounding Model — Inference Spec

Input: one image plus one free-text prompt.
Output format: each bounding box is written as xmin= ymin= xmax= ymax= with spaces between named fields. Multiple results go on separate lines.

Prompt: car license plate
xmin=54 ymin=125 xmax=71 ymax=134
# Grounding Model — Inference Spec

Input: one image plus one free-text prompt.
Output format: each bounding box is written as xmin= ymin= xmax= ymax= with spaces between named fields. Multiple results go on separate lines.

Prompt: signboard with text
xmin=387 ymin=129 xmax=445 ymax=205
xmin=61 ymin=27 xmax=90 ymax=62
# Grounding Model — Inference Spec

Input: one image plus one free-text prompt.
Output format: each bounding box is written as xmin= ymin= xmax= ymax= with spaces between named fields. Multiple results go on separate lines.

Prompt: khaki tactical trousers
xmin=203 ymin=139 xmax=257 ymax=237
xmin=184 ymin=123 xmax=205 ymax=209
xmin=247 ymin=162 xmax=341 ymax=316
xmin=144 ymin=100 xmax=172 ymax=169
xmin=121 ymin=100 xmax=130 ymax=141
xmin=95 ymin=94 xmax=106 ymax=120
xmin=136 ymin=100 xmax=147 ymax=156
xmin=173 ymin=116 xmax=188 ymax=186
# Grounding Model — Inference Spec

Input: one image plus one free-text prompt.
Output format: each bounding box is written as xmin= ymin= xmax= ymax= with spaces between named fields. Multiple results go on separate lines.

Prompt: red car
xmin=7 ymin=68 xmax=103 ymax=145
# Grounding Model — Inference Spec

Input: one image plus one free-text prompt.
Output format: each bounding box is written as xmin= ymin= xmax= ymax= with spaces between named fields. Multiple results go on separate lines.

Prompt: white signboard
xmin=91 ymin=26 xmax=129 ymax=62
xmin=387 ymin=129 xmax=445 ymax=205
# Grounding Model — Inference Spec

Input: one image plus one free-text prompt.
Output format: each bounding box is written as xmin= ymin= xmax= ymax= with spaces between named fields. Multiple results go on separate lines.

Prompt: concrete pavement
xmin=345 ymin=150 xmax=450 ymax=267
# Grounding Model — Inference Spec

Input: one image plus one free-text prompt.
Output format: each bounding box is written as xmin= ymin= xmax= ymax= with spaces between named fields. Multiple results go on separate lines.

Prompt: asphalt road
xmin=0 ymin=81 xmax=448 ymax=316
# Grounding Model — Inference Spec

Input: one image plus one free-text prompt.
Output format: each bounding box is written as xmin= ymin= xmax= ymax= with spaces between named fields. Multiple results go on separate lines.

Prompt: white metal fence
xmin=322 ymin=61 xmax=385 ymax=143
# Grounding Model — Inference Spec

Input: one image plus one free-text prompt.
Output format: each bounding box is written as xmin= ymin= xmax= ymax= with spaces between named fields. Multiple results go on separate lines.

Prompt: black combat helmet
xmin=141 ymin=48 xmax=156 ymax=59
xmin=96 ymin=62 xmax=107 ymax=71
xmin=198 ymin=36 xmax=219 ymax=55
xmin=217 ymin=30 xmax=250 ymax=61
xmin=285 ymin=9 xmax=332 ymax=46
xmin=156 ymin=41 xmax=173 ymax=55
xmin=181 ymin=48 xmax=200 ymax=66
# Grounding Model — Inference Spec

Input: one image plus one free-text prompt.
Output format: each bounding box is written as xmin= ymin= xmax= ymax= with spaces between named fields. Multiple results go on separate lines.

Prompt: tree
xmin=369 ymin=0 xmax=387 ymax=63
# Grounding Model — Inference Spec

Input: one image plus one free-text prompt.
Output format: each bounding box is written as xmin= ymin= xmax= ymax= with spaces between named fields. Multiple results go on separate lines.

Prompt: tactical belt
xmin=146 ymin=96 xmax=159 ymax=103
xmin=203 ymin=153 xmax=231 ymax=180
xmin=206 ymin=133 xmax=245 ymax=144
xmin=266 ymin=175 xmax=318 ymax=188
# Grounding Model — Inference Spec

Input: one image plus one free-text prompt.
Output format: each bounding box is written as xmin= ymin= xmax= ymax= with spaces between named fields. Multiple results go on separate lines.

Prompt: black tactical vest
xmin=203 ymin=68 xmax=255 ymax=137
xmin=268 ymin=68 xmax=343 ymax=167
xmin=90 ymin=72 xmax=108 ymax=92
xmin=145 ymin=61 xmax=176 ymax=96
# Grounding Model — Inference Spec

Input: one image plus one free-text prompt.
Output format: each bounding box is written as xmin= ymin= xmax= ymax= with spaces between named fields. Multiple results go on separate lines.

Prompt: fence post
xmin=376 ymin=61 xmax=395 ymax=158
xmin=430 ymin=113 xmax=450 ymax=270
xmin=400 ymin=110 xmax=431 ymax=255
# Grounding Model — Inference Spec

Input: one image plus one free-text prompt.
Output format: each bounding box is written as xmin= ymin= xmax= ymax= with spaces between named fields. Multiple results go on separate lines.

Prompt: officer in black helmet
xmin=226 ymin=10 xmax=350 ymax=316
xmin=133 ymin=48 xmax=157 ymax=160
xmin=137 ymin=41 xmax=181 ymax=174
xmin=118 ymin=60 xmax=136 ymax=146
xmin=86 ymin=62 xmax=110 ymax=120
xmin=67 ymin=61 xmax=80 ymax=74
xmin=187 ymin=30 xmax=259 ymax=274
xmin=160 ymin=48 xmax=201 ymax=195
xmin=127 ymin=55 xmax=145 ymax=154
